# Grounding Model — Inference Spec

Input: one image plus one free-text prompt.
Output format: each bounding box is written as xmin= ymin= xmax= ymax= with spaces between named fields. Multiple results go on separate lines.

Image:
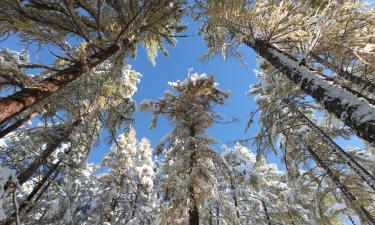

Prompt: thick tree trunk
xmin=188 ymin=125 xmax=199 ymax=225
xmin=310 ymin=52 xmax=375 ymax=94
xmin=305 ymin=145 xmax=375 ymax=225
xmin=291 ymin=106 xmax=375 ymax=192
xmin=17 ymin=119 xmax=81 ymax=185
xmin=245 ymin=39 xmax=375 ymax=145
xmin=188 ymin=189 xmax=200 ymax=225
xmin=0 ymin=38 xmax=132 ymax=127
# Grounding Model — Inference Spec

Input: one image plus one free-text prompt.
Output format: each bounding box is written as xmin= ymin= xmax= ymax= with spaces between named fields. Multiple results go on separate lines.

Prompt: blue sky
xmin=88 ymin=20 xmax=271 ymax=164
xmin=0 ymin=17 xmax=363 ymax=173
xmin=0 ymin=20 xmax=270 ymax=165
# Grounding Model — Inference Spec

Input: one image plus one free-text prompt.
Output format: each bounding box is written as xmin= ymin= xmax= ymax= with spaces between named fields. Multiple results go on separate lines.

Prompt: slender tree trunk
xmin=188 ymin=125 xmax=199 ymax=225
xmin=17 ymin=118 xmax=81 ymax=185
xmin=2 ymin=162 xmax=61 ymax=225
xmin=228 ymin=170 xmax=241 ymax=221
xmin=346 ymin=213 xmax=358 ymax=225
xmin=0 ymin=37 xmax=133 ymax=126
xmin=310 ymin=52 xmax=375 ymax=94
xmin=216 ymin=202 xmax=220 ymax=225
xmin=22 ymin=161 xmax=61 ymax=210
xmin=261 ymin=200 xmax=272 ymax=225
xmin=0 ymin=111 xmax=37 ymax=139
xmin=244 ymin=39 xmax=375 ymax=145
xmin=291 ymin=106 xmax=375 ymax=192
xmin=209 ymin=203 xmax=213 ymax=225
xmin=305 ymin=145 xmax=375 ymax=225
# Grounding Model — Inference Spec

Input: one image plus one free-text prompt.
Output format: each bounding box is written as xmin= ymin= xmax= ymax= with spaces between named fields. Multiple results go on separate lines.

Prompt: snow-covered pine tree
xmin=141 ymin=73 xmax=229 ymax=225
xmin=248 ymin=58 xmax=375 ymax=224
xmin=0 ymin=60 xmax=140 ymax=224
xmin=86 ymin=127 xmax=155 ymax=225
xmin=221 ymin=143 xmax=342 ymax=224
xmin=195 ymin=0 xmax=375 ymax=145
xmin=0 ymin=0 xmax=187 ymax=126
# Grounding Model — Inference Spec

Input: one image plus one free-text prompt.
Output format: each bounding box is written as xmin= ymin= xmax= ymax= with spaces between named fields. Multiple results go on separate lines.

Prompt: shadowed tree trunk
xmin=0 ymin=111 xmax=37 ymax=139
xmin=244 ymin=39 xmax=375 ymax=146
xmin=228 ymin=170 xmax=241 ymax=221
xmin=17 ymin=118 xmax=81 ymax=185
xmin=188 ymin=125 xmax=199 ymax=225
xmin=261 ymin=200 xmax=272 ymax=225
xmin=3 ymin=161 xmax=62 ymax=225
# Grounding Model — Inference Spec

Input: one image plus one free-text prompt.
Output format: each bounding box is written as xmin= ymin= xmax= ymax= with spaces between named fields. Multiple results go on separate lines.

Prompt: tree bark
xmin=245 ymin=39 xmax=375 ymax=146
xmin=2 ymin=162 xmax=61 ymax=225
xmin=188 ymin=125 xmax=199 ymax=225
xmin=305 ymin=145 xmax=375 ymax=225
xmin=0 ymin=38 xmax=132 ymax=127
xmin=0 ymin=111 xmax=37 ymax=139
xmin=229 ymin=170 xmax=241 ymax=221
xmin=17 ymin=118 xmax=81 ymax=185
xmin=23 ymin=161 xmax=61 ymax=210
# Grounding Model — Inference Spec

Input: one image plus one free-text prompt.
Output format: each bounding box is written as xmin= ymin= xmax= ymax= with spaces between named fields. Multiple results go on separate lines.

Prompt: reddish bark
xmin=0 ymin=39 xmax=131 ymax=126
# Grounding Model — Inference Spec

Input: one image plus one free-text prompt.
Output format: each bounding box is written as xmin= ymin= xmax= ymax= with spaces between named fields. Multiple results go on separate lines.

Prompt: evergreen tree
xmin=141 ymin=73 xmax=229 ymax=225
xmin=0 ymin=0 xmax=187 ymax=126
xmin=195 ymin=0 xmax=375 ymax=145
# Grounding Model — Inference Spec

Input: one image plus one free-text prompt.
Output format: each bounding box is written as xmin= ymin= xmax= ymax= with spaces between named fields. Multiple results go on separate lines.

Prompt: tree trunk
xmin=245 ymin=39 xmax=375 ymax=146
xmin=229 ymin=170 xmax=241 ymax=221
xmin=0 ymin=111 xmax=37 ymax=139
xmin=0 ymin=37 xmax=133 ymax=127
xmin=310 ymin=52 xmax=375 ymax=94
xmin=2 ymin=162 xmax=61 ymax=225
xmin=305 ymin=144 xmax=375 ymax=225
xmin=188 ymin=187 xmax=200 ymax=225
xmin=261 ymin=200 xmax=272 ymax=225
xmin=291 ymin=106 xmax=375 ymax=192
xmin=188 ymin=125 xmax=199 ymax=225
xmin=209 ymin=203 xmax=213 ymax=225
xmin=17 ymin=118 xmax=81 ymax=185
xmin=22 ymin=161 xmax=61 ymax=209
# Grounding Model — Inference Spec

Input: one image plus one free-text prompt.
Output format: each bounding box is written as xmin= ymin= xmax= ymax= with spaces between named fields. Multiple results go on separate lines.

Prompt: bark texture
xmin=0 ymin=38 xmax=131 ymax=126
xmin=188 ymin=125 xmax=199 ymax=225
xmin=245 ymin=39 xmax=375 ymax=145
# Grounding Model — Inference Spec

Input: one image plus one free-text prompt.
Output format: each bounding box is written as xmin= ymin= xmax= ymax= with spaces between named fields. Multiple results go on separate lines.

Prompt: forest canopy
xmin=0 ymin=0 xmax=374 ymax=224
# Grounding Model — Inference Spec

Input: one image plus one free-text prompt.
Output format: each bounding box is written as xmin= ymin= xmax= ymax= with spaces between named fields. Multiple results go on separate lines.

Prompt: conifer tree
xmin=0 ymin=0 xmax=187 ymax=126
xmin=195 ymin=0 xmax=375 ymax=145
xmin=248 ymin=58 xmax=375 ymax=224
xmin=141 ymin=73 xmax=229 ymax=225
xmin=86 ymin=127 xmax=155 ymax=224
